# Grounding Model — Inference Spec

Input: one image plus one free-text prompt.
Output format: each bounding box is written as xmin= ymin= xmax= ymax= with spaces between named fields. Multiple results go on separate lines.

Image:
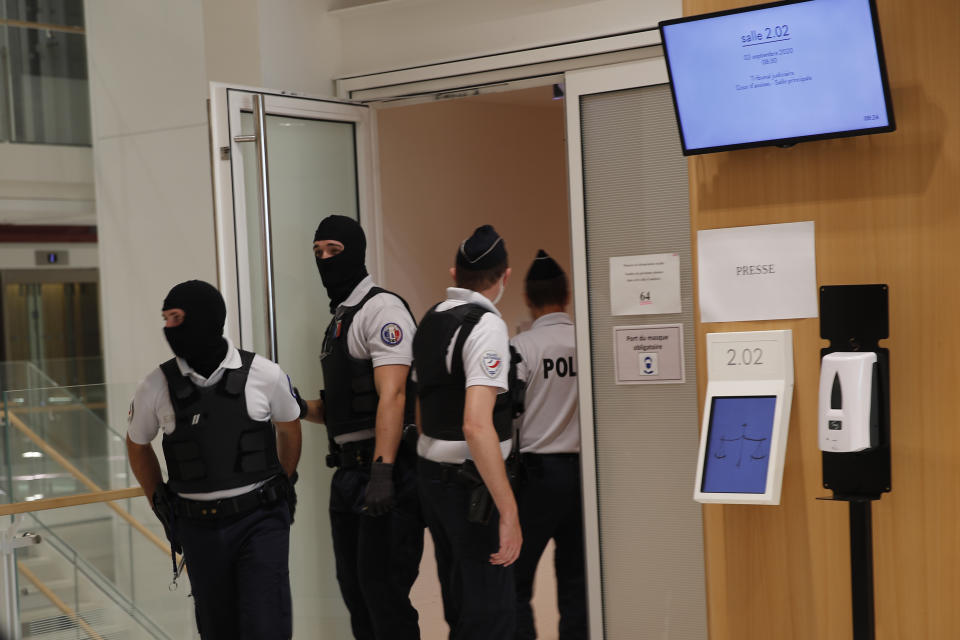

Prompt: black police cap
xmin=526 ymin=249 xmax=565 ymax=282
xmin=456 ymin=225 xmax=507 ymax=271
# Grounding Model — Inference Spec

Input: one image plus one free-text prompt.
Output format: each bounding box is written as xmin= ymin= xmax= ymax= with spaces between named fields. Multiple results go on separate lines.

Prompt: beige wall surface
xmin=685 ymin=1 xmax=960 ymax=639
xmin=376 ymin=88 xmax=571 ymax=333
xmin=337 ymin=0 xmax=681 ymax=77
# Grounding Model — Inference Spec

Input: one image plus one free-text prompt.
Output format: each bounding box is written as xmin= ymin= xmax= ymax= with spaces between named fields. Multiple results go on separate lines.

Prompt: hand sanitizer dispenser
xmin=819 ymin=352 xmax=879 ymax=453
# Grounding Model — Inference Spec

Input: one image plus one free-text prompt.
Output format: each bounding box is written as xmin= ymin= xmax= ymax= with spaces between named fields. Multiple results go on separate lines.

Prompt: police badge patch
xmin=482 ymin=351 xmax=502 ymax=378
xmin=380 ymin=322 xmax=403 ymax=346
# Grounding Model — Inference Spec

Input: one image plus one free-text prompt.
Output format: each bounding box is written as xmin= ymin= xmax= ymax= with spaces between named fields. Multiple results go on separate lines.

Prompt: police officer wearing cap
xmin=300 ymin=215 xmax=423 ymax=640
xmin=510 ymin=251 xmax=586 ymax=640
xmin=126 ymin=280 xmax=303 ymax=639
xmin=413 ymin=224 xmax=523 ymax=639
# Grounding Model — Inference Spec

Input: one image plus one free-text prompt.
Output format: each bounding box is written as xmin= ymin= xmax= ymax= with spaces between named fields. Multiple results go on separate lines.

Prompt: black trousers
xmin=418 ymin=457 xmax=516 ymax=640
xmin=514 ymin=453 xmax=587 ymax=640
xmin=329 ymin=449 xmax=425 ymax=640
xmin=177 ymin=500 xmax=292 ymax=640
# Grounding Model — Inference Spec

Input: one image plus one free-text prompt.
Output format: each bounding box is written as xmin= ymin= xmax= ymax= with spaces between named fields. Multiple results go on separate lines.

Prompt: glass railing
xmin=0 ymin=361 xmax=59 ymax=396
xmin=1 ymin=384 xmax=122 ymax=504
xmin=0 ymin=378 xmax=195 ymax=639
xmin=17 ymin=501 xmax=195 ymax=640
xmin=32 ymin=357 xmax=105 ymax=388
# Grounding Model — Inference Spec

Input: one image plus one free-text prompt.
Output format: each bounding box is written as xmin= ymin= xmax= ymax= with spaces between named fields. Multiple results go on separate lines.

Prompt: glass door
xmin=209 ymin=85 xmax=379 ymax=638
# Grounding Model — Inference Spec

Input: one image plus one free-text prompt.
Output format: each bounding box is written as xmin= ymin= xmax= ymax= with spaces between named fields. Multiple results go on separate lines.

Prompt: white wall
xmin=336 ymin=0 xmax=681 ymax=76
xmin=0 ymin=143 xmax=94 ymax=225
xmin=85 ymin=0 xmax=216 ymax=387
xmin=201 ymin=0 xmax=343 ymax=96
xmin=85 ymin=0 xmax=342 ymax=389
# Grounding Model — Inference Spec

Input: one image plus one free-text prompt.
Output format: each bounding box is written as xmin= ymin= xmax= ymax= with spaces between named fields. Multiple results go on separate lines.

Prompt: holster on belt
xmin=457 ymin=459 xmax=494 ymax=525
xmin=152 ymin=483 xmax=182 ymax=582
xmin=152 ymin=483 xmax=182 ymax=554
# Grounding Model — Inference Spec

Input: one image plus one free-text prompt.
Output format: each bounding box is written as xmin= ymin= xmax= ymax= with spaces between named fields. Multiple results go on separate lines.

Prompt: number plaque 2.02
xmin=726 ymin=346 xmax=764 ymax=366
xmin=708 ymin=333 xmax=787 ymax=382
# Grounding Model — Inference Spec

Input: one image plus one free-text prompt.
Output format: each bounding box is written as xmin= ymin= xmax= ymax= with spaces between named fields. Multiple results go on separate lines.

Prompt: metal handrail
xmin=0 ymin=488 xmax=143 ymax=516
xmin=4 ymin=409 xmax=171 ymax=555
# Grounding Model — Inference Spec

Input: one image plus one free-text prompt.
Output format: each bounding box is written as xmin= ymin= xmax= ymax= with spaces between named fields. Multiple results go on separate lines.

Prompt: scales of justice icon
xmin=714 ymin=422 xmax=768 ymax=468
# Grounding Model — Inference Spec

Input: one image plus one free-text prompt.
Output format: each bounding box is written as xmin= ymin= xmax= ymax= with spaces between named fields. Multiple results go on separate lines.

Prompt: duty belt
xmin=173 ymin=474 xmax=290 ymax=519
xmin=326 ymin=438 xmax=375 ymax=470
xmin=417 ymin=457 xmax=469 ymax=484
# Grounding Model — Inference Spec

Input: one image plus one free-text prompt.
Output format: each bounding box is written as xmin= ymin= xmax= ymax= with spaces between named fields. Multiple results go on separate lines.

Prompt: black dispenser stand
xmin=818 ymin=285 xmax=891 ymax=640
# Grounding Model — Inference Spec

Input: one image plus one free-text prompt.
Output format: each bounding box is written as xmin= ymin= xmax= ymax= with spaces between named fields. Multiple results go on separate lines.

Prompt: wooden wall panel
xmin=684 ymin=0 xmax=960 ymax=638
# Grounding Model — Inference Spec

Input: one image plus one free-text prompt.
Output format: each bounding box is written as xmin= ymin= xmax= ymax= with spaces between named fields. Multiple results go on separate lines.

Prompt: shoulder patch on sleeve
xmin=127 ymin=400 xmax=135 ymax=424
xmin=380 ymin=322 xmax=404 ymax=346
xmin=481 ymin=351 xmax=503 ymax=378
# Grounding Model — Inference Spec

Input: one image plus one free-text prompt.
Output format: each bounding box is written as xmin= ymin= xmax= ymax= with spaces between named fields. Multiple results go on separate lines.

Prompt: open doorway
xmin=375 ymin=83 xmax=571 ymax=639
xmin=376 ymin=85 xmax=571 ymax=333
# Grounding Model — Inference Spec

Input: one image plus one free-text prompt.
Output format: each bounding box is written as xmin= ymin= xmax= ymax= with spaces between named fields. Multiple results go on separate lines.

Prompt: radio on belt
xmin=818 ymin=352 xmax=880 ymax=453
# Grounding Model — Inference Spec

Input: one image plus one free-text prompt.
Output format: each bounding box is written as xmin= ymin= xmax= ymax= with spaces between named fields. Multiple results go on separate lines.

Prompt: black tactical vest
xmin=160 ymin=350 xmax=283 ymax=494
xmin=321 ymin=286 xmax=416 ymax=439
xmin=413 ymin=302 xmax=521 ymax=442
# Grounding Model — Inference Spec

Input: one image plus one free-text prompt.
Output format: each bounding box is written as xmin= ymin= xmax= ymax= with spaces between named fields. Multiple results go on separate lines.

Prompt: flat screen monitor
xmin=659 ymin=0 xmax=895 ymax=155
xmin=700 ymin=395 xmax=777 ymax=494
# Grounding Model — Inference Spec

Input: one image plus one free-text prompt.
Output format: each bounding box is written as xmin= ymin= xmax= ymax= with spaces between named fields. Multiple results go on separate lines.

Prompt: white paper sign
xmin=609 ymin=253 xmax=681 ymax=316
xmin=697 ymin=222 xmax=817 ymax=323
xmin=613 ymin=323 xmax=685 ymax=384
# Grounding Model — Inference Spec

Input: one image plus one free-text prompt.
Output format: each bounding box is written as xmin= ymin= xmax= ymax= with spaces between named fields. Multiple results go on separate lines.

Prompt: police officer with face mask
xmin=413 ymin=224 xmax=523 ymax=639
xmin=126 ymin=280 xmax=303 ymax=640
xmin=300 ymin=215 xmax=423 ymax=640
xmin=510 ymin=251 xmax=586 ymax=640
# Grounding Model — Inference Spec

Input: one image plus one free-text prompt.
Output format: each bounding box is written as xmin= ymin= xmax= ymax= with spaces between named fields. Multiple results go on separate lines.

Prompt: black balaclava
xmin=162 ymin=280 xmax=228 ymax=378
xmin=314 ymin=215 xmax=368 ymax=311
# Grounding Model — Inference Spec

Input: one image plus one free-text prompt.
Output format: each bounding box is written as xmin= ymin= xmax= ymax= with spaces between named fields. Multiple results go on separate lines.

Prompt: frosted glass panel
xmin=238 ymin=112 xmax=359 ymax=637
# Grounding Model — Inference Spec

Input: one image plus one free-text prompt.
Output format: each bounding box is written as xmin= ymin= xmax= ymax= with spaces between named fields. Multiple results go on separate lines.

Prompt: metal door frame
xmin=208 ymin=84 xmax=379 ymax=356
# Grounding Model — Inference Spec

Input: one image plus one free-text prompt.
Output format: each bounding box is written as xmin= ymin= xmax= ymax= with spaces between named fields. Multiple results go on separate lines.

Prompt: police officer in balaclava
xmin=510 ymin=251 xmax=586 ymax=640
xmin=126 ymin=279 xmax=303 ymax=639
xmin=301 ymin=216 xmax=424 ymax=640
xmin=161 ymin=280 xmax=229 ymax=376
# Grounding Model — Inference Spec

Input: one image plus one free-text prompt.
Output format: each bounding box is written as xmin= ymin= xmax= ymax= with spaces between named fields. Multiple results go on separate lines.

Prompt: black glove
xmin=363 ymin=460 xmax=396 ymax=517
xmin=292 ymin=387 xmax=308 ymax=420
xmin=286 ymin=472 xmax=299 ymax=524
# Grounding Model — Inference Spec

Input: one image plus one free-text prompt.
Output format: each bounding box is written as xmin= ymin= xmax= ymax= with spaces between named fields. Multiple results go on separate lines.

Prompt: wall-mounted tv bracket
xmin=818 ymin=284 xmax=891 ymax=640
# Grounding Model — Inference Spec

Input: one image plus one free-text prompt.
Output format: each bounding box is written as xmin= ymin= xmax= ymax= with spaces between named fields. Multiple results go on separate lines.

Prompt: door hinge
xmin=220 ymin=146 xmax=230 ymax=160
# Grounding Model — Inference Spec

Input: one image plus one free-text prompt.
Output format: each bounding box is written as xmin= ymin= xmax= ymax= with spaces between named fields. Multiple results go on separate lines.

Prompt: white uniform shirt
xmin=127 ymin=338 xmax=301 ymax=500
xmin=511 ymin=312 xmax=581 ymax=454
xmin=329 ymin=276 xmax=417 ymax=445
xmin=417 ymin=287 xmax=512 ymax=464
